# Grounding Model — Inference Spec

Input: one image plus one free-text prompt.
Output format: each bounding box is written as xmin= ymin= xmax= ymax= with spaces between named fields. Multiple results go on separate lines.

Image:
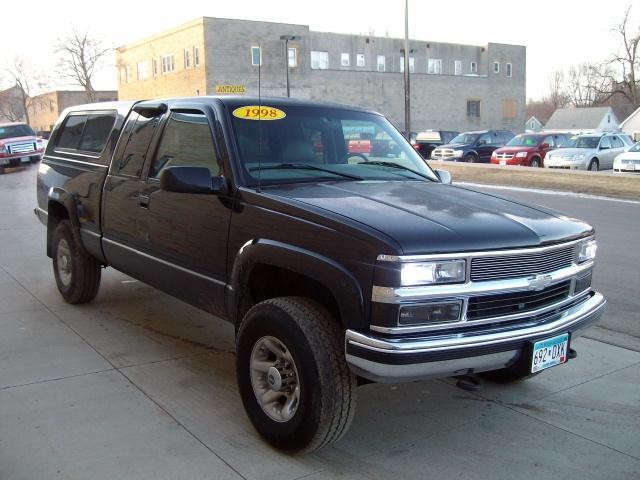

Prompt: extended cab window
xmin=55 ymin=112 xmax=117 ymax=157
xmin=115 ymin=113 xmax=159 ymax=177
xmin=149 ymin=112 xmax=220 ymax=179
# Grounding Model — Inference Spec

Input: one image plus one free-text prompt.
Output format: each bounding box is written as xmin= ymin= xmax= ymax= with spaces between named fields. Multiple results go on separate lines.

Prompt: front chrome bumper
xmin=346 ymin=292 xmax=606 ymax=383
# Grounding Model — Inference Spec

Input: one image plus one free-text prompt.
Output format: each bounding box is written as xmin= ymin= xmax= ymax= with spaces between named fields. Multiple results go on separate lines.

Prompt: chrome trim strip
xmin=377 ymin=237 xmax=590 ymax=263
xmin=370 ymin=289 xmax=591 ymax=335
xmin=45 ymin=155 xmax=107 ymax=169
xmin=102 ymin=238 xmax=225 ymax=286
xmin=372 ymin=261 xmax=593 ymax=304
xmin=348 ymin=292 xmax=605 ymax=354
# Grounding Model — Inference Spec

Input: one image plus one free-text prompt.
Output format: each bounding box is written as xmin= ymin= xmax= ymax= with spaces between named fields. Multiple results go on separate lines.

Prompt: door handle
xmin=139 ymin=195 xmax=150 ymax=209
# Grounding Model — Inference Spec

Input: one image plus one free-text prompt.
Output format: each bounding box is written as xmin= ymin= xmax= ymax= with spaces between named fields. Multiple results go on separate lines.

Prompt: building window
xmin=427 ymin=58 xmax=442 ymax=74
xmin=153 ymin=59 xmax=158 ymax=76
xmin=377 ymin=55 xmax=385 ymax=72
xmin=493 ymin=62 xmax=500 ymax=74
xmin=470 ymin=62 xmax=478 ymax=74
xmin=184 ymin=49 xmax=191 ymax=69
xmin=310 ymin=51 xmax=329 ymax=69
xmin=502 ymin=100 xmax=517 ymax=120
xmin=467 ymin=100 xmax=481 ymax=118
xmin=194 ymin=47 xmax=200 ymax=67
xmin=531 ymin=121 xmax=535 ymax=129
xmin=137 ymin=61 xmax=148 ymax=80
xmin=356 ymin=53 xmax=365 ymax=67
xmin=161 ymin=55 xmax=175 ymax=74
xmin=251 ymin=46 xmax=262 ymax=66
xmin=506 ymin=63 xmax=512 ymax=77
xmin=341 ymin=53 xmax=350 ymax=67
xmin=454 ymin=60 xmax=462 ymax=76
xmin=400 ymin=57 xmax=415 ymax=73
xmin=288 ymin=47 xmax=297 ymax=68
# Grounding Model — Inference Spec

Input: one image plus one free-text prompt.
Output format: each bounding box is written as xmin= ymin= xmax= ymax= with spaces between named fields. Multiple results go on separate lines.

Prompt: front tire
xmin=588 ymin=159 xmax=599 ymax=171
xmin=464 ymin=154 xmax=477 ymax=163
xmin=235 ymin=297 xmax=357 ymax=453
xmin=530 ymin=157 xmax=541 ymax=168
xmin=52 ymin=220 xmax=101 ymax=304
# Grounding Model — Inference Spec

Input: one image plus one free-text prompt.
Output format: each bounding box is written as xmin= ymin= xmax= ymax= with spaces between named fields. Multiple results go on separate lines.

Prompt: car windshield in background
xmin=450 ymin=133 xmax=479 ymax=144
xmin=628 ymin=142 xmax=640 ymax=152
xmin=230 ymin=105 xmax=438 ymax=185
xmin=506 ymin=135 xmax=542 ymax=147
xmin=561 ymin=136 xmax=600 ymax=149
xmin=0 ymin=124 xmax=35 ymax=140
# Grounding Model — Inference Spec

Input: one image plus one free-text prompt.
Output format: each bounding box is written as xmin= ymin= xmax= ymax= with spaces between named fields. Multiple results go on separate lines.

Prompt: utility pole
xmin=280 ymin=35 xmax=297 ymax=97
xmin=403 ymin=0 xmax=411 ymax=136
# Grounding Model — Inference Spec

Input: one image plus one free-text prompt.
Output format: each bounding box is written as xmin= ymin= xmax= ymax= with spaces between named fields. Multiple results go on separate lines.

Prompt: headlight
xmin=399 ymin=301 xmax=462 ymax=325
xmin=572 ymin=154 xmax=585 ymax=160
xmin=401 ymin=260 xmax=466 ymax=286
xmin=578 ymin=240 xmax=597 ymax=263
xmin=453 ymin=150 xmax=463 ymax=158
xmin=36 ymin=139 xmax=45 ymax=149
xmin=516 ymin=151 xmax=528 ymax=158
xmin=0 ymin=145 xmax=6 ymax=154
xmin=491 ymin=151 xmax=497 ymax=158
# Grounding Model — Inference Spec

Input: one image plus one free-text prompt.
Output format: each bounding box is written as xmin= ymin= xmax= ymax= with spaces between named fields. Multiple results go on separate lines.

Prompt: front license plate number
xmin=531 ymin=333 xmax=569 ymax=373
xmin=20 ymin=156 xmax=30 ymax=163
xmin=500 ymin=160 xmax=506 ymax=165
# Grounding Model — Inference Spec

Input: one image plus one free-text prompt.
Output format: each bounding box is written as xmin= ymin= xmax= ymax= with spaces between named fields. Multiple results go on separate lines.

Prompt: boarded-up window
xmin=502 ymin=100 xmax=517 ymax=120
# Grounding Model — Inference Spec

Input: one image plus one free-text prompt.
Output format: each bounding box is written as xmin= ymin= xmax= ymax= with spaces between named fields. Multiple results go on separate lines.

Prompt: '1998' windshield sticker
xmin=232 ymin=106 xmax=286 ymax=121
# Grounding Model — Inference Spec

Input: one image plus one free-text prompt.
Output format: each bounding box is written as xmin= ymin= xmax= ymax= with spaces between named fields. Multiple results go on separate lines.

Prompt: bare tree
xmin=3 ymin=57 xmax=47 ymax=125
xmin=607 ymin=6 xmax=640 ymax=107
xmin=55 ymin=30 xmax=110 ymax=103
xmin=547 ymin=70 xmax=569 ymax=108
xmin=564 ymin=62 xmax=611 ymax=107
xmin=0 ymin=85 xmax=25 ymax=122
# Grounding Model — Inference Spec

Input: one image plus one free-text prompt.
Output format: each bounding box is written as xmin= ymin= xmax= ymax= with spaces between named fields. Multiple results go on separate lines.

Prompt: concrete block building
xmin=116 ymin=17 xmax=526 ymax=132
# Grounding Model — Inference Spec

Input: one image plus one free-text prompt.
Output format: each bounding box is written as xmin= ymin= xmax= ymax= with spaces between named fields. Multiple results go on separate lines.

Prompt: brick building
xmin=116 ymin=17 xmax=526 ymax=132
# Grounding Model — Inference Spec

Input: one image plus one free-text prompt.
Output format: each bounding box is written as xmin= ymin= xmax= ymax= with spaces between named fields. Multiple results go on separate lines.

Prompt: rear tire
xmin=235 ymin=297 xmax=357 ymax=453
xmin=588 ymin=159 xmax=599 ymax=171
xmin=52 ymin=220 xmax=101 ymax=304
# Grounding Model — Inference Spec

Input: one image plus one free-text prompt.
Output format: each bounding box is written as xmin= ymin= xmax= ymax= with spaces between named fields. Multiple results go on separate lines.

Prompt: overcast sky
xmin=2 ymin=0 xmax=637 ymax=100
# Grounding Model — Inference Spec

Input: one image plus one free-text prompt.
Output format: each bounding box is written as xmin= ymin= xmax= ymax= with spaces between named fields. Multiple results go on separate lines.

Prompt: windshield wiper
xmin=358 ymin=161 xmax=437 ymax=181
xmin=249 ymin=163 xmax=364 ymax=180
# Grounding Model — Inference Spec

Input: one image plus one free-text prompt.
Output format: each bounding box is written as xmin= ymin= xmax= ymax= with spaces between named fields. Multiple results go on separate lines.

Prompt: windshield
xmin=629 ymin=142 xmax=640 ymax=153
xmin=449 ymin=133 xmax=479 ymax=145
xmin=506 ymin=134 xmax=542 ymax=147
xmin=230 ymin=105 xmax=438 ymax=185
xmin=560 ymin=136 xmax=600 ymax=149
xmin=0 ymin=124 xmax=35 ymax=140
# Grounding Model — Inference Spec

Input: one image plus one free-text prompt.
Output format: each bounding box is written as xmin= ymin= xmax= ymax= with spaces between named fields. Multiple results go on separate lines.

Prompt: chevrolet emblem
xmin=527 ymin=274 xmax=553 ymax=291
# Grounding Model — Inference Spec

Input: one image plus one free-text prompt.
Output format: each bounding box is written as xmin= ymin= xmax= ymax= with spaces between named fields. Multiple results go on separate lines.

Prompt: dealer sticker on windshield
xmin=232 ymin=106 xmax=286 ymax=121
xmin=531 ymin=333 xmax=569 ymax=373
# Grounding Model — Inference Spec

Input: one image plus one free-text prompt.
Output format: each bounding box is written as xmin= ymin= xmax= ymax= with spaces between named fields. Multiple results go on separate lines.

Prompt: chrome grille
xmin=467 ymin=280 xmax=571 ymax=320
xmin=496 ymin=153 xmax=514 ymax=160
xmin=8 ymin=142 xmax=36 ymax=154
xmin=471 ymin=244 xmax=575 ymax=282
xmin=432 ymin=148 xmax=454 ymax=160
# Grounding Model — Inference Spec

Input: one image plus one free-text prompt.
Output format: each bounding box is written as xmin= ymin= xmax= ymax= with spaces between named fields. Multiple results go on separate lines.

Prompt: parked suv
xmin=491 ymin=132 xmax=570 ymax=167
xmin=545 ymin=133 xmax=632 ymax=171
xmin=431 ymin=130 xmax=514 ymax=163
xmin=414 ymin=130 xmax=459 ymax=158
xmin=36 ymin=98 xmax=605 ymax=453
xmin=0 ymin=122 xmax=45 ymax=173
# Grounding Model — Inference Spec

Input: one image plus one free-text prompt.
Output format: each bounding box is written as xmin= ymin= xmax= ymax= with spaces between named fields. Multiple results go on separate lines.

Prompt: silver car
xmin=544 ymin=133 xmax=632 ymax=171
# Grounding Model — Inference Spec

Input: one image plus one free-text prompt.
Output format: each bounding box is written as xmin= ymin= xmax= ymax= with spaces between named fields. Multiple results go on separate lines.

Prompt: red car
xmin=0 ymin=122 xmax=45 ymax=173
xmin=491 ymin=132 xmax=569 ymax=168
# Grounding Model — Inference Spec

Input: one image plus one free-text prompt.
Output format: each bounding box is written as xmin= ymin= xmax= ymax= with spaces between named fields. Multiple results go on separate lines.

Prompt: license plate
xmin=500 ymin=160 xmax=506 ymax=165
xmin=531 ymin=333 xmax=569 ymax=373
xmin=20 ymin=156 xmax=30 ymax=164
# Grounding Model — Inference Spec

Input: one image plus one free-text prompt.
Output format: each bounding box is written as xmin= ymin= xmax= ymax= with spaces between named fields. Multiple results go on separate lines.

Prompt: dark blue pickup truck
xmin=36 ymin=97 xmax=605 ymax=453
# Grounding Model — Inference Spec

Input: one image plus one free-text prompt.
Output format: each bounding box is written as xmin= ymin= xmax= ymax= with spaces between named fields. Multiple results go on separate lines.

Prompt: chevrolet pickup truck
xmin=35 ymin=97 xmax=606 ymax=453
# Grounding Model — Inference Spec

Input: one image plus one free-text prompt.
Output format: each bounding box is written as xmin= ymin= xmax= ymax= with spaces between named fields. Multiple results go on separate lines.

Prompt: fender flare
xmin=46 ymin=187 xmax=84 ymax=257
xmin=228 ymin=239 xmax=365 ymax=329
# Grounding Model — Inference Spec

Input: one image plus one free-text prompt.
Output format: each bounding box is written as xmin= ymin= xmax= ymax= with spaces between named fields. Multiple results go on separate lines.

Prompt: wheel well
xmin=46 ymin=201 xmax=69 ymax=257
xmin=236 ymin=263 xmax=341 ymax=328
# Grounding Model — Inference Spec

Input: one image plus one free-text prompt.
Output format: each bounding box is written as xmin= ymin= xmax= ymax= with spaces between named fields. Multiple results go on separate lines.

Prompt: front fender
xmin=228 ymin=239 xmax=365 ymax=329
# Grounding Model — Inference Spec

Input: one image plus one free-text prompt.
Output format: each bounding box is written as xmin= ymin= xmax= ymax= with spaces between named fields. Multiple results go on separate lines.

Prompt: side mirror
xmin=541 ymin=143 xmax=550 ymax=149
xmin=160 ymin=166 xmax=226 ymax=194
xmin=435 ymin=169 xmax=452 ymax=185
xmin=477 ymin=140 xmax=486 ymax=146
xmin=600 ymin=144 xmax=610 ymax=150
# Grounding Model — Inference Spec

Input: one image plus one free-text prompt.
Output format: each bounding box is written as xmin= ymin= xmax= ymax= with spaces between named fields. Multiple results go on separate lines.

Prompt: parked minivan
xmin=491 ymin=132 xmax=570 ymax=168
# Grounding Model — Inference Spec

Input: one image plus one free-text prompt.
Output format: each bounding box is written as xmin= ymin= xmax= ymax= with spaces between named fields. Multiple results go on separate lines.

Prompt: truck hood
xmin=436 ymin=143 xmax=471 ymax=150
xmin=0 ymin=135 xmax=37 ymax=146
xmin=266 ymin=181 xmax=593 ymax=254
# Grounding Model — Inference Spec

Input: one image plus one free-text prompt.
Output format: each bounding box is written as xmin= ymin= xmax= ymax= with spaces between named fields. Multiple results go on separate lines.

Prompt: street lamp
xmin=279 ymin=35 xmax=297 ymax=97
xmin=403 ymin=0 xmax=411 ymax=136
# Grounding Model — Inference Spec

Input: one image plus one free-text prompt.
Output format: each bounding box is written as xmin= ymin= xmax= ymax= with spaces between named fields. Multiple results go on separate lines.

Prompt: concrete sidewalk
xmin=1 ymin=166 xmax=639 ymax=479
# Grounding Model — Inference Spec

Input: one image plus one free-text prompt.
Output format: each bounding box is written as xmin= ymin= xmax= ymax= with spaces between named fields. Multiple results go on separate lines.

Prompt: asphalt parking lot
xmin=1 ymin=165 xmax=639 ymax=480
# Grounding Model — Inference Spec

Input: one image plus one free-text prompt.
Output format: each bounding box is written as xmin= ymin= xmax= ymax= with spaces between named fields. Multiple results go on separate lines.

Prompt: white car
xmin=544 ymin=133 xmax=632 ymax=171
xmin=613 ymin=142 xmax=640 ymax=173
